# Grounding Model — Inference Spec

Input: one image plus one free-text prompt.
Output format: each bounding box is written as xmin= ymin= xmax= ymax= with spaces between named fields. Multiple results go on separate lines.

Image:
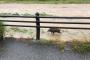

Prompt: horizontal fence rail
xmin=0 ymin=12 xmax=90 ymax=40
xmin=2 ymin=25 xmax=90 ymax=30
xmin=1 ymin=15 xmax=90 ymax=19
xmin=0 ymin=20 xmax=90 ymax=24
xmin=0 ymin=20 xmax=36 ymax=23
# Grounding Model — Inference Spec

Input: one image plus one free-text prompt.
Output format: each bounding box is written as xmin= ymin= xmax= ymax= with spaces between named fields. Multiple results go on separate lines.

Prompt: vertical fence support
xmin=0 ymin=35 xmax=3 ymax=41
xmin=35 ymin=12 xmax=40 ymax=40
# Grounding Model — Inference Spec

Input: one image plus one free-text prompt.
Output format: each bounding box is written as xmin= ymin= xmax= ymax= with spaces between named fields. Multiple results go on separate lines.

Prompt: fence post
xmin=35 ymin=12 xmax=40 ymax=40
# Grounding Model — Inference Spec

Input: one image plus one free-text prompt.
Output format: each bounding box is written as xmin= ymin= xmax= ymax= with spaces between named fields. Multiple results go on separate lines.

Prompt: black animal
xmin=48 ymin=27 xmax=61 ymax=34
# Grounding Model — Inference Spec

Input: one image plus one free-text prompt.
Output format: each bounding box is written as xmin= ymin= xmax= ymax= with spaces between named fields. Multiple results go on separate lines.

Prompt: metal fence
xmin=0 ymin=12 xmax=90 ymax=40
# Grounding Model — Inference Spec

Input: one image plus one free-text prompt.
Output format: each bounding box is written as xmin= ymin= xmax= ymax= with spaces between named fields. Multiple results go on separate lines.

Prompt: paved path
xmin=0 ymin=38 xmax=89 ymax=60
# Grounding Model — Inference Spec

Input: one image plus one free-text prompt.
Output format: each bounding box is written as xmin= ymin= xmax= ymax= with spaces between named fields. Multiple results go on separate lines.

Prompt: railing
xmin=0 ymin=12 xmax=90 ymax=40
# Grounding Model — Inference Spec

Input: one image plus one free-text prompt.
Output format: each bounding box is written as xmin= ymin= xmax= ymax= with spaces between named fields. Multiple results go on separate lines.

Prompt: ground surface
xmin=0 ymin=4 xmax=90 ymax=16
xmin=0 ymin=4 xmax=90 ymax=60
xmin=0 ymin=38 xmax=89 ymax=60
xmin=0 ymin=4 xmax=90 ymax=41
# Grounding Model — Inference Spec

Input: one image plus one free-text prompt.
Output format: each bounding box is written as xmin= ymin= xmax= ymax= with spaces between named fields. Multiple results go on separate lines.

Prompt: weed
xmin=38 ymin=39 xmax=65 ymax=52
xmin=72 ymin=40 xmax=90 ymax=54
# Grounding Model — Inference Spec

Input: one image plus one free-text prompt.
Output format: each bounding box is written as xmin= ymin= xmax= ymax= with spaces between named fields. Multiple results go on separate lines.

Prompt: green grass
xmin=10 ymin=27 xmax=29 ymax=33
xmin=0 ymin=12 xmax=54 ymax=16
xmin=39 ymin=12 xmax=55 ymax=17
xmin=72 ymin=40 xmax=90 ymax=54
xmin=37 ymin=39 xmax=65 ymax=52
xmin=0 ymin=0 xmax=90 ymax=4
xmin=67 ymin=30 xmax=90 ymax=54
xmin=0 ymin=13 xmax=33 ymax=16
xmin=8 ymin=27 xmax=34 ymax=35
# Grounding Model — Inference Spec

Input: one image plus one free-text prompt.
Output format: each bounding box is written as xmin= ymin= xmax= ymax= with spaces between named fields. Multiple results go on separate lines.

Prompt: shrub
xmin=0 ymin=21 xmax=5 ymax=40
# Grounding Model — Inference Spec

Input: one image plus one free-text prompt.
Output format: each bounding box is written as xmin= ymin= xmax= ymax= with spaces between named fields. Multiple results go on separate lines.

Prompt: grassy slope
xmin=0 ymin=0 xmax=90 ymax=4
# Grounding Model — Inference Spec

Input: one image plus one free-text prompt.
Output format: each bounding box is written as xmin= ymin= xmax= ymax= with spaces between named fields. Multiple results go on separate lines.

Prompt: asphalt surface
xmin=0 ymin=38 xmax=89 ymax=60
